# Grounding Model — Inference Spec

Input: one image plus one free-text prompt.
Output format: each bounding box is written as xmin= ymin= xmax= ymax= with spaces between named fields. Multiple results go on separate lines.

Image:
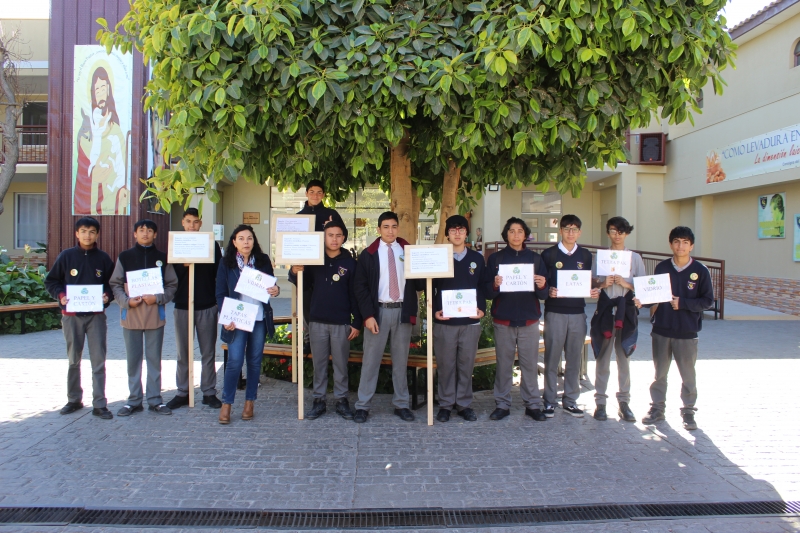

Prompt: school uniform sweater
xmin=172 ymin=242 xmax=222 ymax=311
xmin=484 ymin=245 xmax=549 ymax=327
xmin=432 ymin=248 xmax=488 ymax=326
xmin=297 ymin=201 xmax=345 ymax=232
xmin=45 ymin=244 xmax=115 ymax=316
xmin=541 ymin=244 xmax=593 ymax=315
xmin=649 ymin=258 xmax=714 ymax=340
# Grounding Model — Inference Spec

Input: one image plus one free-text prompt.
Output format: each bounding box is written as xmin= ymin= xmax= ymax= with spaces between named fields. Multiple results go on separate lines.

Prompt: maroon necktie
xmin=387 ymin=245 xmax=400 ymax=301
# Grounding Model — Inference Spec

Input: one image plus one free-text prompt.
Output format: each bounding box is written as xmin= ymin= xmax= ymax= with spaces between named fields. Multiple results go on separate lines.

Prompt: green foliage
xmin=99 ymin=0 xmax=734 ymax=213
xmin=0 ymin=261 xmax=61 ymax=334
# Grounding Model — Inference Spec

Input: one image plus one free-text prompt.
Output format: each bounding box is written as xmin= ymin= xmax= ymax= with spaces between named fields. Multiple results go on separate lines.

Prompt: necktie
xmin=387 ymin=244 xmax=400 ymax=301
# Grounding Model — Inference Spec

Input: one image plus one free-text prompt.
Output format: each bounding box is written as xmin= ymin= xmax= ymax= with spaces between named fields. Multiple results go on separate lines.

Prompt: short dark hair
xmin=669 ymin=226 xmax=695 ymax=244
xmin=324 ymin=219 xmax=348 ymax=242
xmin=501 ymin=217 xmax=531 ymax=243
xmin=133 ymin=219 xmax=158 ymax=233
xmin=606 ymin=216 xmax=634 ymax=234
xmin=74 ymin=217 xmax=100 ymax=232
xmin=305 ymin=179 xmax=325 ymax=193
xmin=378 ymin=211 xmax=399 ymax=227
xmin=183 ymin=207 xmax=200 ymax=219
xmin=559 ymin=214 xmax=582 ymax=229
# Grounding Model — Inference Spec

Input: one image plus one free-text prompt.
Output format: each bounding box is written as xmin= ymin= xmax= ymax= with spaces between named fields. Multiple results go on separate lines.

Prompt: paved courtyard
xmin=0 ymin=300 xmax=799 ymax=532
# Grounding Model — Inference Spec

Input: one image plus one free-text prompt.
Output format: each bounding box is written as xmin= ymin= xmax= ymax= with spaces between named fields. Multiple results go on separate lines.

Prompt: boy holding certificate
xmin=484 ymin=217 xmax=549 ymax=421
xmin=431 ymin=215 xmax=488 ymax=422
xmin=110 ymin=219 xmax=178 ymax=416
xmin=639 ymin=227 xmax=713 ymax=431
xmin=541 ymin=215 xmax=599 ymax=418
xmin=45 ymin=217 xmax=115 ymax=419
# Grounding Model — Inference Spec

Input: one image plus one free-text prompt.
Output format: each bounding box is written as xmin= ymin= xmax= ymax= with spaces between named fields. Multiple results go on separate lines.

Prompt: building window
xmin=795 ymin=40 xmax=800 ymax=67
xmin=15 ymin=193 xmax=47 ymax=249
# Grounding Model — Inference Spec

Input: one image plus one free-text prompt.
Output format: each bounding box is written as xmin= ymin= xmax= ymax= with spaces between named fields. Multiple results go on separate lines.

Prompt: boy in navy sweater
xmin=638 ymin=226 xmax=713 ymax=431
xmin=45 ymin=217 xmax=115 ymax=419
xmin=432 ymin=215 xmax=489 ymax=422
xmin=484 ymin=217 xmax=549 ymax=421
xmin=290 ymin=220 xmax=361 ymax=420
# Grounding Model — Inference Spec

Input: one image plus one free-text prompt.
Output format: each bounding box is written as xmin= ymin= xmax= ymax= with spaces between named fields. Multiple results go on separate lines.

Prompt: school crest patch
xmin=338 ymin=266 xmax=347 ymax=277
xmin=687 ymin=281 xmax=696 ymax=290
xmin=95 ymin=269 xmax=103 ymax=278
xmin=576 ymin=262 xmax=584 ymax=269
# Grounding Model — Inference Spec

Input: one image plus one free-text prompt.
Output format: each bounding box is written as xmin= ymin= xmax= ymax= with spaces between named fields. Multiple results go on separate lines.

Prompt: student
xmin=484 ymin=217 xmax=549 ymax=421
xmin=166 ymin=208 xmax=223 ymax=410
xmin=639 ymin=226 xmax=713 ymax=431
xmin=590 ymin=216 xmax=646 ymax=422
xmin=289 ymin=220 xmax=361 ymax=420
xmin=216 ymin=225 xmax=279 ymax=424
xmin=541 ymin=215 xmax=599 ymax=418
xmin=45 ymin=217 xmax=115 ymax=419
xmin=432 ymin=215 xmax=489 ymax=422
xmin=110 ymin=219 xmax=178 ymax=416
xmin=353 ymin=212 xmax=424 ymax=423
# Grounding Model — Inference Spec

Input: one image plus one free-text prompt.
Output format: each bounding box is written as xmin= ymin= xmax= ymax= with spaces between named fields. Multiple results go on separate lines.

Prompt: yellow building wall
xmin=0 ymin=181 xmax=47 ymax=251
xmin=218 ymin=180 xmax=272 ymax=249
xmin=635 ymin=173 xmax=680 ymax=254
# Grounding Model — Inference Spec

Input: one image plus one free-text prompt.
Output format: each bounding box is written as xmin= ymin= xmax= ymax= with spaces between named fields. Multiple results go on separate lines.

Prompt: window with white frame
xmin=15 ymin=193 xmax=47 ymax=249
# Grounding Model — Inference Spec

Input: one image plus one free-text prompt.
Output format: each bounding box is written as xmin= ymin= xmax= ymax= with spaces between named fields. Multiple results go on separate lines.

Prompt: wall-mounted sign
xmin=706 ymin=123 xmax=800 ymax=184
xmin=758 ymin=193 xmax=785 ymax=240
xmin=794 ymin=214 xmax=800 ymax=262
xmin=243 ymin=212 xmax=260 ymax=224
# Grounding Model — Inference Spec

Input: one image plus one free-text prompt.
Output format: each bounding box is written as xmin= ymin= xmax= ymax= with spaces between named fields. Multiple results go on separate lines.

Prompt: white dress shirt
xmin=378 ymin=239 xmax=406 ymax=302
xmin=558 ymin=241 xmax=578 ymax=255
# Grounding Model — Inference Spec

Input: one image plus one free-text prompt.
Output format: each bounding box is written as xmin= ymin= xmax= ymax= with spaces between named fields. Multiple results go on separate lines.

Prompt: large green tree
xmin=99 ymin=0 xmax=734 ymax=242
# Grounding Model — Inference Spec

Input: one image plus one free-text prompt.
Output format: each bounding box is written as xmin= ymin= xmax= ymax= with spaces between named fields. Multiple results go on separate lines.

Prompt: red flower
xmin=287 ymin=333 xmax=292 ymax=339
xmin=279 ymin=358 xmax=286 ymax=364
xmin=409 ymin=343 xmax=420 ymax=349
xmin=287 ymin=365 xmax=293 ymax=372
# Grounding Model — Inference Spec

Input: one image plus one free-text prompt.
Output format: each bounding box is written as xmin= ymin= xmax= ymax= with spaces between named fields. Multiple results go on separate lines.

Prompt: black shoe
xmin=682 ymin=412 xmax=698 ymax=430
xmin=543 ymin=404 xmax=555 ymax=418
xmin=458 ymin=408 xmax=478 ymax=422
xmin=489 ymin=408 xmax=510 ymax=421
xmin=335 ymin=398 xmax=354 ymax=420
xmin=92 ymin=407 xmax=113 ymax=419
xmin=148 ymin=404 xmax=172 ymax=415
xmin=117 ymin=404 xmax=144 ymax=417
xmin=642 ymin=407 xmax=665 ymax=424
xmin=525 ymin=408 xmax=547 ymax=421
xmin=593 ymin=405 xmax=608 ymax=421
xmin=353 ymin=409 xmax=368 ymax=423
xmin=202 ymin=395 xmax=223 ymax=409
xmin=563 ymin=405 xmax=585 ymax=418
xmin=166 ymin=395 xmax=190 ymax=410
xmin=59 ymin=402 xmax=83 ymax=415
xmin=436 ymin=409 xmax=451 ymax=422
xmin=394 ymin=408 xmax=415 ymax=422
xmin=618 ymin=402 xmax=636 ymax=422
xmin=306 ymin=399 xmax=327 ymax=420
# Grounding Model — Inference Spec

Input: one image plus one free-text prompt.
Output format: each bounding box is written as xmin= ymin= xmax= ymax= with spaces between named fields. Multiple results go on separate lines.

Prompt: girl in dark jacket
xmin=215 ymin=225 xmax=278 ymax=424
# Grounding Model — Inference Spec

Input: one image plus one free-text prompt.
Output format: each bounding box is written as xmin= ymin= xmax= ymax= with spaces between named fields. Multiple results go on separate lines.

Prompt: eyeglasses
xmin=448 ymin=227 xmax=467 ymax=235
xmin=608 ymin=230 xmax=627 ymax=236
xmin=561 ymin=227 xmax=580 ymax=234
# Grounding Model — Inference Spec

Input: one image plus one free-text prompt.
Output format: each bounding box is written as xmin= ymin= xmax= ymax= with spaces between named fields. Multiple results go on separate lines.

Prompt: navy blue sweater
xmin=541 ymin=244 xmax=593 ymax=315
xmin=289 ymin=249 xmax=362 ymax=330
xmin=433 ymin=249 xmax=488 ymax=326
xmin=649 ymin=258 xmax=714 ymax=339
xmin=297 ymin=201 xmax=345 ymax=232
xmin=484 ymin=245 xmax=549 ymax=327
xmin=44 ymin=244 xmax=115 ymax=316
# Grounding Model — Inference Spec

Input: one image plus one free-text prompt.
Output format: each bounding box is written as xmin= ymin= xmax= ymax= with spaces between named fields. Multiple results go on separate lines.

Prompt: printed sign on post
xmin=274 ymin=232 xmax=325 ymax=266
xmin=556 ymin=270 xmax=592 ymax=298
xmin=403 ymin=244 xmax=454 ymax=279
xmin=218 ymin=297 xmax=259 ymax=332
xmin=441 ymin=289 xmax=478 ymax=318
xmin=167 ymin=231 xmax=214 ymax=263
xmin=234 ymin=266 xmax=277 ymax=304
xmin=633 ymin=274 xmax=674 ymax=305
xmin=66 ymin=285 xmax=104 ymax=313
xmin=596 ymin=250 xmax=632 ymax=277
xmin=497 ymin=263 xmax=534 ymax=292
xmin=271 ymin=214 xmax=316 ymax=243
xmin=126 ymin=267 xmax=164 ymax=298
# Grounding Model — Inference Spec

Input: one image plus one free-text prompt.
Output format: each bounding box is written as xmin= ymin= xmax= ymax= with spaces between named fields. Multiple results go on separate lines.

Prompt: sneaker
xmin=202 ymin=395 xmax=223 ymax=409
xmin=563 ymin=405 xmax=584 ymax=418
xmin=457 ymin=408 xmax=478 ymax=422
xmin=92 ymin=407 xmax=113 ymax=420
xmin=335 ymin=398 xmax=354 ymax=420
xmin=148 ymin=404 xmax=172 ymax=415
xmin=165 ymin=395 xmax=190 ymax=410
xmin=682 ymin=412 xmax=698 ymax=430
xmin=306 ymin=399 xmax=327 ymax=420
xmin=593 ymin=405 xmax=608 ymax=421
xmin=543 ymin=404 xmax=555 ymax=418
xmin=117 ymin=404 xmax=143 ymax=417
xmin=618 ymin=402 xmax=636 ymax=422
xmin=59 ymin=402 xmax=83 ymax=415
xmin=436 ymin=409 xmax=451 ymax=422
xmin=525 ymin=408 xmax=547 ymax=421
xmin=642 ymin=408 xmax=665 ymax=424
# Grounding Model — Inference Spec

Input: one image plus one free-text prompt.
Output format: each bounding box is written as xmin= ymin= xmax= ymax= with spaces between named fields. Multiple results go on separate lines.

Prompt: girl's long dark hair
xmin=223 ymin=225 xmax=269 ymax=270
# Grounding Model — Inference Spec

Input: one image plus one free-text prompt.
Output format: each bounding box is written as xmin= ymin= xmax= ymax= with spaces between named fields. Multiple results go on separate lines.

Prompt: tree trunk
xmin=434 ymin=160 xmax=461 ymax=244
xmin=0 ymin=36 xmax=22 ymax=217
xmin=390 ymin=130 xmax=419 ymax=244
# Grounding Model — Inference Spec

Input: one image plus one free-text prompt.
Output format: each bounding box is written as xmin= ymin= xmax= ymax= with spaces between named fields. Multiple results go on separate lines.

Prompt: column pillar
xmin=615 ymin=168 xmax=638 ymax=249
xmin=694 ymin=195 xmax=714 ymax=257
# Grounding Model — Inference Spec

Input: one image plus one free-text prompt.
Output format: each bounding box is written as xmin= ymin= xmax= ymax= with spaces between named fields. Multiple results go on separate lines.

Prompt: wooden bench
xmin=0 ymin=301 xmax=60 ymax=334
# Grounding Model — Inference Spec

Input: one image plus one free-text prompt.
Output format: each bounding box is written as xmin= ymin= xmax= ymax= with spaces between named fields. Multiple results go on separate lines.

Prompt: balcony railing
xmin=0 ymin=125 xmax=48 ymax=164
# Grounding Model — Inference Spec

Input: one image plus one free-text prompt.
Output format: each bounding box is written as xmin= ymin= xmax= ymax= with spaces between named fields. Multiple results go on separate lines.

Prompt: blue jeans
xmin=222 ymin=320 xmax=266 ymax=404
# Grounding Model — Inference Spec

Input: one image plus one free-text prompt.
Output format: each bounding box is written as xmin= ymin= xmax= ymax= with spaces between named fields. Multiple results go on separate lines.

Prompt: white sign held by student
xmin=65 ymin=285 xmax=104 ymax=313
xmin=126 ymin=267 xmax=164 ymax=298
xmin=556 ymin=270 xmax=592 ymax=298
xmin=234 ymin=266 xmax=277 ymax=304
xmin=633 ymin=274 xmax=674 ymax=305
xmin=218 ymin=297 xmax=259 ymax=332
xmin=441 ymin=289 xmax=478 ymax=318
xmin=497 ymin=263 xmax=534 ymax=292
xmin=596 ymin=249 xmax=632 ymax=277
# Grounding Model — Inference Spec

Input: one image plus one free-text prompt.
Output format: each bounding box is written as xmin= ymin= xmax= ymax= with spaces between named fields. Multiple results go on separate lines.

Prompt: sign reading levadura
xmin=706 ymin=123 xmax=800 ymax=184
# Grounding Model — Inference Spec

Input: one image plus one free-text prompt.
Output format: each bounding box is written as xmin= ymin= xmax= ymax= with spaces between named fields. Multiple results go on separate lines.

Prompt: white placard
xmin=556 ymin=270 xmax=592 ymax=297
xmin=234 ymin=266 xmax=277 ymax=304
xmin=218 ymin=297 xmax=259 ymax=332
xmin=408 ymin=247 xmax=450 ymax=275
xmin=66 ymin=285 xmax=104 ymax=313
xmin=441 ymin=289 xmax=478 ymax=318
xmin=497 ymin=263 xmax=535 ymax=292
xmin=213 ymin=224 xmax=225 ymax=241
xmin=275 ymin=216 xmax=312 ymax=233
xmin=281 ymin=233 xmax=322 ymax=260
xmin=633 ymin=274 xmax=674 ymax=305
xmin=171 ymin=232 xmax=212 ymax=260
xmin=596 ymin=250 xmax=632 ymax=277
xmin=126 ymin=267 xmax=164 ymax=298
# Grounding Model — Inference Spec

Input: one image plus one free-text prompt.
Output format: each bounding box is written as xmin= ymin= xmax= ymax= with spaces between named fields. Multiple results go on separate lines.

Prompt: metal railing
xmin=0 ymin=125 xmax=48 ymax=164
xmin=482 ymin=241 xmax=726 ymax=319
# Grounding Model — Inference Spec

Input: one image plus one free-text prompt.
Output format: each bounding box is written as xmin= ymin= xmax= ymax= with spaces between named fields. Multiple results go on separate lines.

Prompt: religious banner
xmin=758 ymin=193 xmax=785 ymax=239
xmin=706 ymin=123 xmax=800 ymax=184
xmin=72 ymin=45 xmax=133 ymax=216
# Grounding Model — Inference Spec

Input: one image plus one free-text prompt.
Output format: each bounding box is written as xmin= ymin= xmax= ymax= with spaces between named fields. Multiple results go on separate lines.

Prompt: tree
xmin=99 ymin=0 xmax=735 ymax=243
xmin=0 ymin=25 xmax=27 ymax=217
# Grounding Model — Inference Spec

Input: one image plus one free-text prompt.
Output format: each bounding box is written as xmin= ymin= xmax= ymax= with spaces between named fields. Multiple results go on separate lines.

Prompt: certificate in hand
xmin=218 ymin=297 xmax=259 ymax=332
xmin=441 ymin=289 xmax=478 ymax=318
xmin=556 ymin=270 xmax=592 ymax=298
xmin=234 ymin=266 xmax=277 ymax=304
xmin=596 ymin=249 xmax=632 ymax=277
xmin=497 ymin=263 xmax=534 ymax=292
xmin=66 ymin=285 xmax=104 ymax=313
xmin=633 ymin=274 xmax=674 ymax=305
xmin=126 ymin=268 xmax=164 ymax=298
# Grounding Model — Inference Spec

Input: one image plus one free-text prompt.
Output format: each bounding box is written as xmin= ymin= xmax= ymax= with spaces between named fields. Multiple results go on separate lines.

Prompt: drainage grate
xmin=0 ymin=501 xmax=797 ymax=529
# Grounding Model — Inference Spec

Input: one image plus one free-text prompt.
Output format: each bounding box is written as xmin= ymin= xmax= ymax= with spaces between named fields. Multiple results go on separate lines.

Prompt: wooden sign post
xmin=167 ymin=231 xmax=216 ymax=408
xmin=403 ymin=244 xmax=454 ymax=426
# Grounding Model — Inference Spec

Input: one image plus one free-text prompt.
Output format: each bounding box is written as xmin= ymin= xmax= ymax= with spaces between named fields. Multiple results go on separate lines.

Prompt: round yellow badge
xmin=690 ymin=273 xmax=698 ymax=280
xmin=555 ymin=262 xmax=563 ymax=269
xmin=70 ymin=269 xmax=78 ymax=276
xmin=332 ymin=274 xmax=340 ymax=281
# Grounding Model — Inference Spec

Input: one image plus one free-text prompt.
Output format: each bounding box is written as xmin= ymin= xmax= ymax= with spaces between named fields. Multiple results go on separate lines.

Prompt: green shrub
xmin=0 ymin=261 xmax=61 ymax=334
